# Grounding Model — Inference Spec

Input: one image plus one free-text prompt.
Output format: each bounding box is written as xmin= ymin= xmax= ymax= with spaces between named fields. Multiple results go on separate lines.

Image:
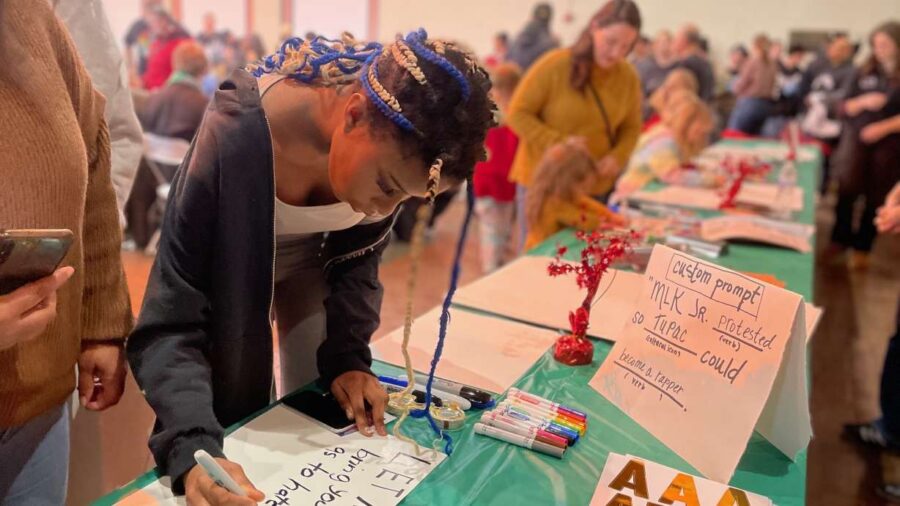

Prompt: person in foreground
xmin=126 ymin=30 xmax=495 ymax=505
xmin=0 ymin=0 xmax=132 ymax=502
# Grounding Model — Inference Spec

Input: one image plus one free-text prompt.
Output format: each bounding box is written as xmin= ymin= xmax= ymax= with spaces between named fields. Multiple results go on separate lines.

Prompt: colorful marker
xmin=506 ymin=395 xmax=587 ymax=426
xmin=507 ymin=388 xmax=588 ymax=422
xmin=474 ymin=423 xmax=565 ymax=459
xmin=499 ymin=405 xmax=580 ymax=445
xmin=480 ymin=412 xmax=569 ymax=449
xmin=504 ymin=400 xmax=586 ymax=435
xmin=508 ymin=398 xmax=586 ymax=429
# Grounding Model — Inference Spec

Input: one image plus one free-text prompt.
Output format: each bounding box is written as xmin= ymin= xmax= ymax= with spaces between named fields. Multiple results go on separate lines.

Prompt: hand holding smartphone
xmin=0 ymin=229 xmax=75 ymax=351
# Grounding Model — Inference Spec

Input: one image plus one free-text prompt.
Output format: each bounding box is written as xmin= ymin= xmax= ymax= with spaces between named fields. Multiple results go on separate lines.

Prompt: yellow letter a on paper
xmin=716 ymin=488 xmax=751 ymax=506
xmin=608 ymin=460 xmax=650 ymax=499
xmin=657 ymin=473 xmax=700 ymax=506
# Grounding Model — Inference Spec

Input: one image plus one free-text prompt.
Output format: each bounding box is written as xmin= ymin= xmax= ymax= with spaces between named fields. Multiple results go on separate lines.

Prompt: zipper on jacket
xmin=322 ymin=213 xmax=398 ymax=273
xmin=263 ymin=112 xmax=278 ymax=399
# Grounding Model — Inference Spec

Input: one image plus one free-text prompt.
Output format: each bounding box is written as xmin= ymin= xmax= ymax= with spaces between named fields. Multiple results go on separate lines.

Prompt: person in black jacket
xmin=126 ymin=30 xmax=495 ymax=505
xmin=830 ymin=22 xmax=900 ymax=269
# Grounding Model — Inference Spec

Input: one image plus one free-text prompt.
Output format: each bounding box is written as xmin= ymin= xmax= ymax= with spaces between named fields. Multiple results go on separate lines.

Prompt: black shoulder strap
xmin=587 ymin=83 xmax=617 ymax=147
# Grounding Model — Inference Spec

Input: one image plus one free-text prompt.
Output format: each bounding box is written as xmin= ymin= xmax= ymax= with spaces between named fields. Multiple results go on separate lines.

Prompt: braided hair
xmin=249 ymin=29 xmax=496 ymax=183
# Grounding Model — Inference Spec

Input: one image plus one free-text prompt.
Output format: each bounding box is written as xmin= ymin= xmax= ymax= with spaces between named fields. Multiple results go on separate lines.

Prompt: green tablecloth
xmin=97 ymin=141 xmax=817 ymax=505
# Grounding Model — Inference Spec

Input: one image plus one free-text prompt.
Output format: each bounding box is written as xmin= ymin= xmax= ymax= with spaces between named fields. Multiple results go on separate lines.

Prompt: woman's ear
xmin=343 ymin=93 xmax=368 ymax=133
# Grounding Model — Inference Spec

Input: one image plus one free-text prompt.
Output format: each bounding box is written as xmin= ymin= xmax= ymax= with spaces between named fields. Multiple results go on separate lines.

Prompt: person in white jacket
xmin=53 ymin=0 xmax=143 ymax=227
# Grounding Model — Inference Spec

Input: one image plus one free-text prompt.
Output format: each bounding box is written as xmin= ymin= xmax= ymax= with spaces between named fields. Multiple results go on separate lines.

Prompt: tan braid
xmin=432 ymin=40 xmax=447 ymax=55
xmin=249 ymin=31 xmax=371 ymax=85
xmin=391 ymin=40 xmax=428 ymax=85
xmin=391 ymin=158 xmax=444 ymax=454
xmin=366 ymin=64 xmax=402 ymax=113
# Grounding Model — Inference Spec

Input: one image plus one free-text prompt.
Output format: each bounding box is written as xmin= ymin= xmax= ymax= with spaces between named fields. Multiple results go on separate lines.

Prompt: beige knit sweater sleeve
xmin=48 ymin=10 xmax=133 ymax=342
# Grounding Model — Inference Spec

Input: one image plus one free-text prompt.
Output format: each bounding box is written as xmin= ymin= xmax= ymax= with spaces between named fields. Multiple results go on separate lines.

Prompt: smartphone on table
xmin=0 ymin=229 xmax=74 ymax=296
xmin=282 ymin=390 xmax=394 ymax=436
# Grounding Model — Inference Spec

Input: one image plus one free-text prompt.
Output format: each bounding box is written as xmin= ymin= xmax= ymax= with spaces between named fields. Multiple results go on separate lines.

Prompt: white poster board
xmin=589 ymin=453 xmax=772 ymax=506
xmin=589 ymin=245 xmax=811 ymax=483
xmin=371 ymin=306 xmax=559 ymax=394
xmin=700 ymin=215 xmax=814 ymax=253
xmin=630 ymin=182 xmax=803 ymax=212
xmin=453 ymin=256 xmax=821 ymax=344
xmin=453 ymin=256 xmax=644 ymax=342
xmin=117 ymin=406 xmax=444 ymax=505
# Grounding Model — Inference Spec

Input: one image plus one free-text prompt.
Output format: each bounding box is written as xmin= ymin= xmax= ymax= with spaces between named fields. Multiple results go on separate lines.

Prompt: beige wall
xmin=376 ymin=0 xmax=899 ymax=64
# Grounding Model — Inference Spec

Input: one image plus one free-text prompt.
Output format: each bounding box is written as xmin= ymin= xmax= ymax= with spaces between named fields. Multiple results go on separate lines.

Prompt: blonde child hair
xmin=663 ymin=92 xmax=713 ymax=161
xmin=526 ymin=139 xmax=596 ymax=228
xmin=648 ymin=68 xmax=699 ymax=117
xmin=491 ymin=62 xmax=521 ymax=96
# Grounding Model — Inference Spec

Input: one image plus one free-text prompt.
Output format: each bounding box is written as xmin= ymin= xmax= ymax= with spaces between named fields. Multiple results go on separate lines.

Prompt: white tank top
xmin=275 ymin=197 xmax=365 ymax=237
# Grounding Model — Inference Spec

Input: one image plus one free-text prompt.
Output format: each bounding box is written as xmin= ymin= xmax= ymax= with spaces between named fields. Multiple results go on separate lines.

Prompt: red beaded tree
xmin=547 ymin=229 xmax=640 ymax=365
xmin=718 ymin=156 xmax=772 ymax=209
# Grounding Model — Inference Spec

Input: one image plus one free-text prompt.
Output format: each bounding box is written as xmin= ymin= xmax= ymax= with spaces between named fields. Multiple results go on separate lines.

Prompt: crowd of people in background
xmin=113 ymin=0 xmax=899 ymax=276
xmin=478 ymin=3 xmax=898 ymax=274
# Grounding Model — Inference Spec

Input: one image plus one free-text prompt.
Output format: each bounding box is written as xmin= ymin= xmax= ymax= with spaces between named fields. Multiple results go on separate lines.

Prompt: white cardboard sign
xmin=590 ymin=245 xmax=811 ymax=483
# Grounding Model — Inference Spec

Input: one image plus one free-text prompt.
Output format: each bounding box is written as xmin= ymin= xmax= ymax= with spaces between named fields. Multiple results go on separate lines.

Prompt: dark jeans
xmin=882 ymin=308 xmax=900 ymax=443
xmin=831 ymin=134 xmax=900 ymax=252
xmin=727 ymin=97 xmax=775 ymax=136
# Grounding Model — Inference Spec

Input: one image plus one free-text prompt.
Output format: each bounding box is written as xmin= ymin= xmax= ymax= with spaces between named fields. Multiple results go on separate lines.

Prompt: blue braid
xmin=409 ymin=181 xmax=477 ymax=455
xmin=404 ymin=28 xmax=471 ymax=101
xmin=360 ymin=55 xmax=418 ymax=133
xmin=251 ymin=34 xmax=381 ymax=83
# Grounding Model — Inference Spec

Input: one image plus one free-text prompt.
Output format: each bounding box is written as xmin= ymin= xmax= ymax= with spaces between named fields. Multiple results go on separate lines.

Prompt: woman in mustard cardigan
xmin=508 ymin=0 xmax=643 ymax=249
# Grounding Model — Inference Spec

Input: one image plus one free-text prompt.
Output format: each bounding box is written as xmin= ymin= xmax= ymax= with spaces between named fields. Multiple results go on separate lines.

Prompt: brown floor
xmin=72 ymin=194 xmax=900 ymax=504
xmin=807 ymin=194 xmax=900 ymax=506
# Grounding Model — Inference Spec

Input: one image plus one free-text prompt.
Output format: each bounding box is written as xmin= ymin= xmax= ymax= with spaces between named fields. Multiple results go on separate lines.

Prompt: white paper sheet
xmin=117 ymin=406 xmax=445 ymax=505
xmin=699 ymin=142 xmax=818 ymax=162
xmin=630 ymin=183 xmax=803 ymax=212
xmin=589 ymin=245 xmax=811 ymax=483
xmin=371 ymin=306 xmax=560 ymax=394
xmin=453 ymin=256 xmax=644 ymax=342
xmin=454 ymin=255 xmax=821 ymax=343
xmin=700 ymin=215 xmax=814 ymax=252
xmin=589 ymin=453 xmax=773 ymax=506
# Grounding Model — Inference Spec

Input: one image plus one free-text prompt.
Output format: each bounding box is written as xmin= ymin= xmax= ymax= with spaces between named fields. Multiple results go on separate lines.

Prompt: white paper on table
xmin=630 ymin=183 xmax=803 ymax=212
xmin=699 ymin=142 xmax=818 ymax=162
xmin=453 ymin=256 xmax=644 ymax=342
xmin=737 ymin=182 xmax=804 ymax=211
xmin=371 ymin=306 xmax=560 ymax=394
xmin=117 ymin=405 xmax=445 ymax=506
xmin=454 ymin=255 xmax=820 ymax=343
xmin=700 ymin=215 xmax=814 ymax=252
xmin=589 ymin=245 xmax=811 ymax=483
xmin=630 ymin=186 xmax=722 ymax=210
xmin=589 ymin=453 xmax=773 ymax=506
